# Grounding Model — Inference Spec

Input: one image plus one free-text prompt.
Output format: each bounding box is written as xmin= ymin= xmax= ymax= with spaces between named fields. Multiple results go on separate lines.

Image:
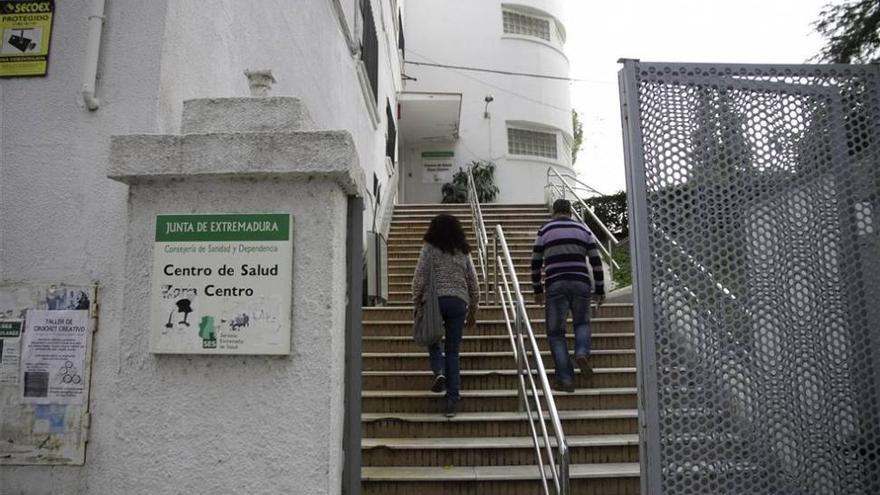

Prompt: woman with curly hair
xmin=411 ymin=214 xmax=480 ymax=417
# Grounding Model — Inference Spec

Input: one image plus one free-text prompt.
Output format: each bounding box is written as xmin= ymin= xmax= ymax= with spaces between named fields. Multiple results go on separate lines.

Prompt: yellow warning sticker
xmin=0 ymin=1 xmax=54 ymax=77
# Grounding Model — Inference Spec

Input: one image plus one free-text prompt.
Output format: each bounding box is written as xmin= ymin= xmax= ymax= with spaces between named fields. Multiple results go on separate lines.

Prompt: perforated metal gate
xmin=619 ymin=61 xmax=880 ymax=494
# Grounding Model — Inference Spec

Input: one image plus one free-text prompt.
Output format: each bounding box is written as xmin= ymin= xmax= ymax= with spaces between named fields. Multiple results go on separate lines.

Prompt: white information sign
xmin=149 ymin=214 xmax=293 ymax=355
xmin=0 ymin=320 xmax=22 ymax=384
xmin=21 ymin=310 xmax=89 ymax=404
xmin=421 ymin=151 xmax=455 ymax=184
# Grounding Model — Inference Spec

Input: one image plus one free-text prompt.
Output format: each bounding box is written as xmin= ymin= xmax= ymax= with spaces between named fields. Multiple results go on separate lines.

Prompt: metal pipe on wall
xmin=81 ymin=0 xmax=106 ymax=111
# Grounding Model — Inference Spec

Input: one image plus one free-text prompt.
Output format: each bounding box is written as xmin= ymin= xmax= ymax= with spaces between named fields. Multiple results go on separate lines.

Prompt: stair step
xmin=362 ymin=333 xmax=635 ymax=352
xmin=385 ymin=294 xmax=545 ymax=304
xmin=387 ymin=249 xmax=534 ymax=257
xmin=361 ymin=319 xmax=637 ymax=337
xmin=361 ymin=409 xmax=639 ymax=438
xmin=364 ymin=433 xmax=639 ymax=450
xmin=363 ymin=462 xmax=640 ymax=480
xmin=390 ymin=217 xmax=546 ymax=222
xmin=362 ymin=349 xmax=636 ymax=371
xmin=385 ymin=271 xmax=534 ymax=281
xmin=362 ymin=434 xmax=639 ymax=466
xmin=392 ymin=209 xmax=548 ymax=215
xmin=363 ymin=387 xmax=637 ymax=398
xmin=361 ymin=387 xmax=637 ymax=413
xmin=386 ymin=244 xmax=532 ymax=252
xmin=363 ymin=368 xmax=637 ymax=390
xmin=391 ymin=223 xmax=544 ymax=229
xmin=391 ymin=213 xmax=548 ymax=219
xmin=387 ymin=229 xmax=539 ymax=234
xmin=395 ymin=202 xmax=544 ymax=207
xmin=362 ymin=464 xmax=639 ymax=495
xmin=387 ymin=244 xmax=535 ymax=252
xmin=362 ymin=305 xmax=634 ymax=320
xmin=387 ymin=231 xmax=538 ymax=239
xmin=386 ymin=258 xmax=532 ymax=265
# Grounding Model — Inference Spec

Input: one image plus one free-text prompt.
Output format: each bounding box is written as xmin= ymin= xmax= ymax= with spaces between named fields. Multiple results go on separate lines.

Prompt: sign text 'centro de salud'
xmin=150 ymin=214 xmax=292 ymax=355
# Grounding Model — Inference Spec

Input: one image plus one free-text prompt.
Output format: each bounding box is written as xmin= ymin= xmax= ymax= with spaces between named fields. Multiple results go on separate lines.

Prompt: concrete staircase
xmin=361 ymin=203 xmax=640 ymax=494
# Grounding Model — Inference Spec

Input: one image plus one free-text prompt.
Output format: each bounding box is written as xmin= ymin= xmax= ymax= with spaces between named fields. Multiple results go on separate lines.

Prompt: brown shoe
xmin=552 ymin=380 xmax=575 ymax=393
xmin=575 ymin=354 xmax=593 ymax=381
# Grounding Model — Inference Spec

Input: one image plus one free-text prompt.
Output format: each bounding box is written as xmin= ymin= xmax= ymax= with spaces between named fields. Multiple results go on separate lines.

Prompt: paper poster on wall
xmin=0 ymin=320 xmax=22 ymax=384
xmin=0 ymin=1 xmax=55 ymax=77
xmin=21 ymin=310 xmax=88 ymax=404
xmin=149 ymin=214 xmax=293 ymax=355
xmin=422 ymin=151 xmax=455 ymax=184
xmin=0 ymin=284 xmax=95 ymax=466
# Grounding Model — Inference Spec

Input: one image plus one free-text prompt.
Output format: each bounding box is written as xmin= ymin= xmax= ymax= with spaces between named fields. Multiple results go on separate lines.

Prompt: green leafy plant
xmin=572 ymin=109 xmax=584 ymax=164
xmin=441 ymin=161 xmax=499 ymax=203
xmin=572 ymin=191 xmax=629 ymax=239
xmin=569 ymin=191 xmax=631 ymax=287
xmin=610 ymin=238 xmax=631 ymax=288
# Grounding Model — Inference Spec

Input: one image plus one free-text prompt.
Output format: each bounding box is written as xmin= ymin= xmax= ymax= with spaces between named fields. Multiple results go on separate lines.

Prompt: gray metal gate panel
xmin=619 ymin=61 xmax=880 ymax=494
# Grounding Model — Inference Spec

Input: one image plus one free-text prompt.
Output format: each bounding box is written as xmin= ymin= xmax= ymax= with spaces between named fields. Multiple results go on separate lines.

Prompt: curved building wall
xmin=403 ymin=0 xmax=572 ymax=203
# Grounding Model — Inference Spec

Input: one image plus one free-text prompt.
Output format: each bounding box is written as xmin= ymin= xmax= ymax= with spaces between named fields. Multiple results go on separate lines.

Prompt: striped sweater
xmin=531 ymin=217 xmax=604 ymax=295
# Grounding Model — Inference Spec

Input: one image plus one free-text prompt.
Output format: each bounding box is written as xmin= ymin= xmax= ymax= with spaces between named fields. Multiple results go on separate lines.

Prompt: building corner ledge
xmin=108 ymin=131 xmax=365 ymax=198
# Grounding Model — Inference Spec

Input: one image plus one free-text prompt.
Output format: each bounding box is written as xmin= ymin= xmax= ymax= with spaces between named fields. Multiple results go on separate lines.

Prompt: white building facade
xmin=398 ymin=0 xmax=573 ymax=204
xmin=0 ymin=0 xmax=574 ymax=492
xmin=0 ymin=1 xmax=403 ymax=493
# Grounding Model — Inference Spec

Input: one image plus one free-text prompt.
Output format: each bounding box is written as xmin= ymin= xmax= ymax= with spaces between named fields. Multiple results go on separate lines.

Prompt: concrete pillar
xmin=106 ymin=97 xmax=363 ymax=494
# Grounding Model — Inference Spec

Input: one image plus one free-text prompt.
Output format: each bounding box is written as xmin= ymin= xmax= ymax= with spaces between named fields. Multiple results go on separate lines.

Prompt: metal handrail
xmin=545 ymin=168 xmax=621 ymax=276
xmin=549 ymin=169 xmax=606 ymax=198
xmin=494 ymin=224 xmax=570 ymax=495
xmin=374 ymin=161 xmax=399 ymax=239
xmin=466 ymin=166 xmax=490 ymax=297
xmin=546 ymin=168 xmax=619 ymax=245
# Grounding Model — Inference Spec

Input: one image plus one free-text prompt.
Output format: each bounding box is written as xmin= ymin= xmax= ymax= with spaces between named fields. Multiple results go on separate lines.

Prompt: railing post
xmin=516 ymin=307 xmax=526 ymax=413
xmin=492 ymin=236 xmax=498 ymax=304
xmin=559 ymin=446 xmax=571 ymax=495
xmin=483 ymin=250 xmax=489 ymax=303
xmin=607 ymin=239 xmax=614 ymax=285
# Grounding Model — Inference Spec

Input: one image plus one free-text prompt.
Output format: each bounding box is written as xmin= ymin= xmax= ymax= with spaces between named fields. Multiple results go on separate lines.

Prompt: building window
xmin=561 ymin=136 xmax=572 ymax=164
xmin=385 ymin=102 xmax=396 ymax=160
xmin=503 ymin=10 xmax=551 ymax=42
xmin=398 ymin=10 xmax=405 ymax=56
xmin=508 ymin=128 xmax=558 ymax=159
xmin=361 ymin=0 xmax=379 ymax=104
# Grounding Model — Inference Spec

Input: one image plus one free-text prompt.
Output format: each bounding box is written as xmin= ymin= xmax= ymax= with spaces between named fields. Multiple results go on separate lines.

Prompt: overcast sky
xmin=564 ymin=0 xmax=831 ymax=193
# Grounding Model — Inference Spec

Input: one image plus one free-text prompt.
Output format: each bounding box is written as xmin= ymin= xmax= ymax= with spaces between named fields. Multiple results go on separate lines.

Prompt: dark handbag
xmin=413 ymin=254 xmax=444 ymax=346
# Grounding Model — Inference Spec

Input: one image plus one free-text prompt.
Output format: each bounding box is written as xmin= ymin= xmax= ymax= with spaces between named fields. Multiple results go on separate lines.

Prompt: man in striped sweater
xmin=531 ymin=199 xmax=605 ymax=392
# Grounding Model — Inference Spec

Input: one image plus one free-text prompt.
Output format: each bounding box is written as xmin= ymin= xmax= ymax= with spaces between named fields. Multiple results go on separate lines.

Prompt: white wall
xmin=0 ymin=0 xmax=401 ymax=492
xmin=402 ymin=0 xmax=572 ymax=203
xmin=156 ymin=0 xmax=403 ymax=224
xmin=1 ymin=1 xmax=168 ymax=489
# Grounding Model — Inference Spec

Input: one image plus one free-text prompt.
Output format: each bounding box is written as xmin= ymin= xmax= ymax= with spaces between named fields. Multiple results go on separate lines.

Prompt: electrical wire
xmin=405 ymin=49 xmax=572 ymax=112
xmin=404 ymin=59 xmax=610 ymax=84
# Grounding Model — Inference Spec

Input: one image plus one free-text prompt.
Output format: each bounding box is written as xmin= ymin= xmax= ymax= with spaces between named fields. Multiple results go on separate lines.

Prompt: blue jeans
xmin=545 ymin=279 xmax=592 ymax=385
xmin=428 ymin=296 xmax=467 ymax=401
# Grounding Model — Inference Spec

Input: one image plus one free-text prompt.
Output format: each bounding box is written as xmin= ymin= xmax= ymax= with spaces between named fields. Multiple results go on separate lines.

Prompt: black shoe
xmin=552 ymin=380 xmax=575 ymax=393
xmin=444 ymin=399 xmax=458 ymax=418
xmin=575 ymin=354 xmax=593 ymax=381
xmin=431 ymin=374 xmax=446 ymax=393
